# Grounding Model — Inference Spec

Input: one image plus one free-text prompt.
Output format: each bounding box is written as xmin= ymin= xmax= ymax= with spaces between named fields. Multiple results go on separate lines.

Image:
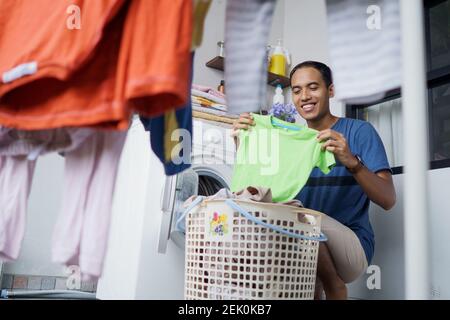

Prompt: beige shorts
xmin=320 ymin=213 xmax=369 ymax=283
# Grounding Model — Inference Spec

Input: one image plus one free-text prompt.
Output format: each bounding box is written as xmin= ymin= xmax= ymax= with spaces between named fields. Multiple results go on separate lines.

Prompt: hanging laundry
xmin=0 ymin=156 xmax=36 ymax=262
xmin=0 ymin=126 xmax=94 ymax=262
xmin=52 ymin=131 xmax=126 ymax=282
xmin=0 ymin=0 xmax=128 ymax=130
xmin=140 ymin=53 xmax=194 ymax=176
xmin=192 ymin=0 xmax=213 ymax=50
xmin=0 ymin=0 xmax=192 ymax=280
xmin=139 ymin=0 xmax=211 ymax=176
xmin=224 ymin=0 xmax=276 ymax=115
xmin=0 ymin=0 xmax=124 ymax=89
xmin=120 ymin=0 xmax=192 ymax=118
xmin=0 ymin=0 xmax=192 ymax=130
xmin=0 ymin=130 xmax=126 ymax=281
xmin=325 ymin=0 xmax=402 ymax=104
xmin=231 ymin=113 xmax=336 ymax=202
xmin=0 ymin=127 xmax=94 ymax=159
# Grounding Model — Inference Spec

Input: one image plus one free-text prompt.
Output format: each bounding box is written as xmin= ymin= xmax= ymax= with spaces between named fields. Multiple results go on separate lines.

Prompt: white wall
xmin=193 ymin=0 xmax=227 ymax=88
xmin=348 ymin=167 xmax=450 ymax=300
xmin=428 ymin=168 xmax=450 ymax=300
xmin=284 ymin=0 xmax=330 ymax=69
xmin=347 ymin=175 xmax=405 ymax=299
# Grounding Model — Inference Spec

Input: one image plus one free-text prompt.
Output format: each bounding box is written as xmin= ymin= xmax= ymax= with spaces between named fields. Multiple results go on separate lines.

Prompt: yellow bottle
xmin=269 ymin=39 xmax=290 ymax=77
xmin=270 ymin=54 xmax=287 ymax=76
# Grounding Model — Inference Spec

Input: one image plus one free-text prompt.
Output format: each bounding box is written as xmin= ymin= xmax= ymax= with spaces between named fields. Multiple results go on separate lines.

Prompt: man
xmin=232 ymin=61 xmax=396 ymax=300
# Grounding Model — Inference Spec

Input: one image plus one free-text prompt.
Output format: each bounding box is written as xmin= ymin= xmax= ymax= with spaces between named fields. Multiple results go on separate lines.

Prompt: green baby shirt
xmin=231 ymin=113 xmax=336 ymax=202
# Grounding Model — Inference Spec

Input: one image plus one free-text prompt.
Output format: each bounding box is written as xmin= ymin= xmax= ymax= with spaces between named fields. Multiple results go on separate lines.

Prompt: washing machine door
xmin=157 ymin=169 xmax=199 ymax=254
xmin=157 ymin=165 xmax=232 ymax=253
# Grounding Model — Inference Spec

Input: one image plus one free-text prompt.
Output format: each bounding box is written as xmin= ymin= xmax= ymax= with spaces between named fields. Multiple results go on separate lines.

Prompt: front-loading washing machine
xmin=158 ymin=118 xmax=236 ymax=253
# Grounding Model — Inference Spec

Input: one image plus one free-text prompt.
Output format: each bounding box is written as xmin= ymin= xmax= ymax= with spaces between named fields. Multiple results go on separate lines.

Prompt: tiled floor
xmin=0 ymin=273 xmax=97 ymax=293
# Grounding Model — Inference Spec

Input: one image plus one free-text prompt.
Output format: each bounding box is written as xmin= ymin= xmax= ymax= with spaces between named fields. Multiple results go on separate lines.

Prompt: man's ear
xmin=328 ymin=84 xmax=335 ymax=98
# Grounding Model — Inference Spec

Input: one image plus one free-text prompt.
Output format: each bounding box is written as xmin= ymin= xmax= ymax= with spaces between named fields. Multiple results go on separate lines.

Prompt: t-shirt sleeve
xmin=316 ymin=148 xmax=336 ymax=174
xmin=356 ymin=122 xmax=392 ymax=173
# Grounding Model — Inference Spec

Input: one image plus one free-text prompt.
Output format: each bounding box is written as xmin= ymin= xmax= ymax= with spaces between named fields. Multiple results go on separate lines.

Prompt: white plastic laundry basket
xmin=181 ymin=197 xmax=327 ymax=300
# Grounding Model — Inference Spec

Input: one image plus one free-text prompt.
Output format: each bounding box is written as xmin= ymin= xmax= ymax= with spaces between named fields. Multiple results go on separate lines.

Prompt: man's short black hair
xmin=289 ymin=61 xmax=333 ymax=88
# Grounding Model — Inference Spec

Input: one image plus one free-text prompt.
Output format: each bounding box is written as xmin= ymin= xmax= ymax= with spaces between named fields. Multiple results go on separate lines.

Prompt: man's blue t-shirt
xmin=295 ymin=118 xmax=392 ymax=264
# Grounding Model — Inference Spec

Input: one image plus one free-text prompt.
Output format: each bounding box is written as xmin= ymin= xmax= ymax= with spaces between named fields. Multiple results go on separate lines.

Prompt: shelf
xmin=205 ymin=56 xmax=291 ymax=89
xmin=205 ymin=56 xmax=225 ymax=71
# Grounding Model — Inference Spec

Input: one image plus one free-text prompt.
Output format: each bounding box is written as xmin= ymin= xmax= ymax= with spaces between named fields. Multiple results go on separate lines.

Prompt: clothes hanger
xmin=257 ymin=108 xmax=301 ymax=131
xmin=270 ymin=115 xmax=301 ymax=131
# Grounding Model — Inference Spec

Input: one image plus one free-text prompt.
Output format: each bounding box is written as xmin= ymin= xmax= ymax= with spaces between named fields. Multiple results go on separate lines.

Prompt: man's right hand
xmin=231 ymin=113 xmax=256 ymax=148
xmin=232 ymin=113 xmax=255 ymax=132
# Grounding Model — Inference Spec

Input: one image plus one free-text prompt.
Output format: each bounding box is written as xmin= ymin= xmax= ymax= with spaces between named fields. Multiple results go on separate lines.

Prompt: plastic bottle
xmin=217 ymin=80 xmax=225 ymax=94
xmin=269 ymin=39 xmax=291 ymax=77
xmin=273 ymin=84 xmax=284 ymax=105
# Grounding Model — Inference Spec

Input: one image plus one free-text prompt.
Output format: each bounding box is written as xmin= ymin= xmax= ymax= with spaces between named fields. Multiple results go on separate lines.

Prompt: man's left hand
xmin=317 ymin=129 xmax=358 ymax=169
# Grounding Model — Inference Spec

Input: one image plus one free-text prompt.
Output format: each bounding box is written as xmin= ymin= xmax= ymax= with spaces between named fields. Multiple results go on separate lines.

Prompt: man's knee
xmin=317 ymin=242 xmax=342 ymax=283
xmin=317 ymin=238 xmax=368 ymax=284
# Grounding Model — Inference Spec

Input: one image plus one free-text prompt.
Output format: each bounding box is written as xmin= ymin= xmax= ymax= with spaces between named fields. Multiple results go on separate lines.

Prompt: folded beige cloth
xmin=183 ymin=186 xmax=303 ymax=208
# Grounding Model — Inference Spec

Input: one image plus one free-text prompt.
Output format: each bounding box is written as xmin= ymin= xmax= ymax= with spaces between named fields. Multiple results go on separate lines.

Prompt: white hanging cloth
xmin=325 ymin=0 xmax=402 ymax=104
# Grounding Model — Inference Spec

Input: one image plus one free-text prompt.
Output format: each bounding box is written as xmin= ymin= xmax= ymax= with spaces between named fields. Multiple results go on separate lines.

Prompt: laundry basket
xmin=180 ymin=197 xmax=327 ymax=300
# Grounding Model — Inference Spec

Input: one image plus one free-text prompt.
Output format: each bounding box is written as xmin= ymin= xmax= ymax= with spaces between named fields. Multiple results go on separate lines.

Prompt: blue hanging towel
xmin=140 ymin=53 xmax=194 ymax=176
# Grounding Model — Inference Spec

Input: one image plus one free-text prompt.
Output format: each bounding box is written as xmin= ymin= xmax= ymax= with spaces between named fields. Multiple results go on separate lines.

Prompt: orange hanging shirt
xmin=0 ymin=0 xmax=192 ymax=130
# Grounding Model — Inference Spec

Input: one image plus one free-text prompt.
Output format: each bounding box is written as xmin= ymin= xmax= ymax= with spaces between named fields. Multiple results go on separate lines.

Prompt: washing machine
xmin=97 ymin=116 xmax=235 ymax=300
xmin=158 ymin=118 xmax=235 ymax=253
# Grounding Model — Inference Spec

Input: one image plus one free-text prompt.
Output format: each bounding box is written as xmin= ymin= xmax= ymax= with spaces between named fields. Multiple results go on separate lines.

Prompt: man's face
xmin=291 ymin=67 xmax=334 ymax=122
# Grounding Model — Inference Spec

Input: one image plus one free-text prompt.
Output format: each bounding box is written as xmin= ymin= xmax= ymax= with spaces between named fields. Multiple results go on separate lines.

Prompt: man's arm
xmin=347 ymin=162 xmax=396 ymax=210
xmin=318 ymin=129 xmax=396 ymax=211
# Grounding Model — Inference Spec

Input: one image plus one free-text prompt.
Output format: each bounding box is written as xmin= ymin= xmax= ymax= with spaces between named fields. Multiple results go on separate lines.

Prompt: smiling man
xmin=233 ymin=61 xmax=396 ymax=300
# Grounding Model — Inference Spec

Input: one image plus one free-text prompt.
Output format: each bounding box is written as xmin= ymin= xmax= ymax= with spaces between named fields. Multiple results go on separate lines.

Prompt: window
xmin=356 ymin=98 xmax=403 ymax=168
xmin=347 ymin=0 xmax=450 ymax=173
xmin=428 ymin=0 xmax=450 ymax=71
xmin=430 ymin=83 xmax=450 ymax=161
